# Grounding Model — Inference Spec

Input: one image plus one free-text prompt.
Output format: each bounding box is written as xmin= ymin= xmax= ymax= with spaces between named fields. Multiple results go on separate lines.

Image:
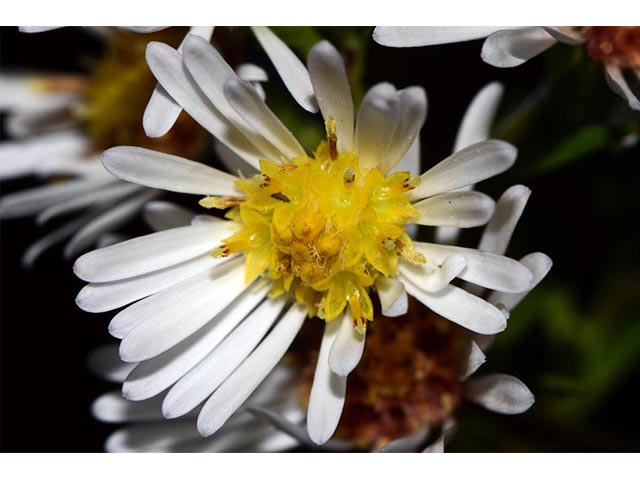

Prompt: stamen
xmin=255 ymin=174 xmax=271 ymax=188
xmin=326 ymin=116 xmax=338 ymax=160
xmin=343 ymin=167 xmax=356 ymax=184
xmin=382 ymin=237 xmax=396 ymax=251
xmin=270 ymin=192 xmax=291 ymax=203
xmin=211 ymin=245 xmax=230 ymax=258
xmin=400 ymin=244 xmax=426 ymax=264
xmin=348 ymin=296 xmax=368 ymax=334
xmin=405 ymin=175 xmax=421 ymax=191
xmin=199 ymin=196 xmax=244 ymax=210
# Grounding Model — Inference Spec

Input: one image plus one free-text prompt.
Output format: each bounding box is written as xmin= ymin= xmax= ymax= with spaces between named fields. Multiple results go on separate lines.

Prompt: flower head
xmin=75 ymin=36 xmax=535 ymax=445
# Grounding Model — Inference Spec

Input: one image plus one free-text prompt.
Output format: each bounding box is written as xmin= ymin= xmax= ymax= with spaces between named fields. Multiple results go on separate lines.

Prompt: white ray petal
xmin=37 ymin=182 xmax=141 ymax=225
xmin=373 ymin=26 xmax=504 ymax=47
xmin=413 ymin=242 xmax=534 ymax=293
xmin=91 ymin=391 xmax=164 ymax=423
xmin=462 ymin=340 xmax=487 ymax=380
xmin=87 ymin=344 xmax=137 ymax=384
xmin=145 ymin=41 xmax=264 ymax=167
xmin=102 ymin=146 xmax=240 ymax=197
xmin=604 ymin=64 xmax=640 ymax=111
xmin=354 ymin=83 xmax=399 ymax=169
xmin=308 ymin=41 xmax=354 ymax=153
xmin=122 ymin=26 xmax=169 ymax=33
xmin=224 ymin=77 xmax=306 ymax=160
xmin=123 ymin=284 xmax=269 ymax=402
xmin=0 ymin=177 xmax=114 ymax=219
xmin=143 ymin=85 xmax=184 ymax=138
xmin=399 ymin=253 xmax=467 ymax=293
xmin=107 ymin=267 xmax=254 ymax=345
xmin=542 ymin=27 xmax=585 ymax=45
xmin=6 ymin=106 xmax=76 ymax=138
xmin=0 ymin=73 xmax=80 ymax=112
xmin=376 ymin=277 xmax=408 ymax=317
xmin=236 ymin=63 xmax=268 ymax=83
xmin=190 ymin=214 xmax=218 ymax=226
xmin=379 ymin=86 xmax=427 ymax=173
xmin=478 ymin=185 xmax=531 ymax=255
xmin=251 ymin=26 xmax=318 ymax=113
xmin=143 ymin=201 xmax=194 ymax=231
xmin=20 ymin=210 xmax=97 ymax=268
xmin=328 ymin=312 xmax=365 ymax=377
xmin=409 ymin=140 xmax=517 ymax=200
xmin=162 ymin=297 xmax=286 ymax=418
xmin=392 ymin=136 xmax=421 ymax=175
xmin=19 ymin=26 xmax=62 ymax=33
xmin=74 ymin=220 xmax=230 ymax=282
xmin=413 ymin=191 xmax=495 ymax=228
xmin=119 ymin=260 xmax=247 ymax=363
xmin=143 ymin=26 xmax=215 ymax=138
xmin=64 ymin=190 xmax=160 ymax=258
xmin=197 ymin=304 xmax=306 ymax=437
xmin=0 ymin=130 xmax=89 ymax=180
xmin=481 ymin=27 xmax=557 ymax=68
xmin=214 ymin=141 xmax=259 ymax=177
xmin=248 ymin=406 xmax=312 ymax=447
xmin=105 ymin=421 xmax=199 ymax=453
xmin=404 ymin=281 xmax=507 ymax=335
xmin=422 ymin=420 xmax=456 ymax=453
xmin=454 ymin=82 xmax=504 ymax=152
xmin=464 ymin=374 xmax=535 ymax=414
xmin=245 ymin=365 xmax=296 ymax=408
xmin=77 ymin=253 xmax=224 ymax=313
xmin=180 ymin=35 xmax=284 ymax=162
xmin=377 ymin=426 xmax=430 ymax=452
xmin=488 ymin=252 xmax=553 ymax=312
xmin=307 ymin=317 xmax=346 ymax=445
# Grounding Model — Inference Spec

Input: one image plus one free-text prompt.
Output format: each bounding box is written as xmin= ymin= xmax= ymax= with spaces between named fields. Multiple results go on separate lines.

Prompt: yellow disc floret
xmin=205 ymin=123 xmax=423 ymax=332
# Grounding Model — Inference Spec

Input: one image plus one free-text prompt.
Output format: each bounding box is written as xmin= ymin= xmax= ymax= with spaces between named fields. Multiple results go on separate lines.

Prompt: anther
xmin=404 ymin=175 xmax=421 ymax=191
xmin=211 ymin=245 xmax=230 ymax=259
xmin=199 ymin=196 xmax=244 ymax=210
xmin=270 ymin=192 xmax=290 ymax=202
xmin=383 ymin=237 xmax=396 ymax=251
xmin=254 ymin=174 xmax=271 ymax=188
xmin=343 ymin=167 xmax=356 ymax=184
xmin=326 ymin=116 xmax=338 ymax=160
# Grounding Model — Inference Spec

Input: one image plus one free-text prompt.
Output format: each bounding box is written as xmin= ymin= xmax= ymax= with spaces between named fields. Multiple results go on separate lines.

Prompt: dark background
xmin=1 ymin=26 xmax=639 ymax=452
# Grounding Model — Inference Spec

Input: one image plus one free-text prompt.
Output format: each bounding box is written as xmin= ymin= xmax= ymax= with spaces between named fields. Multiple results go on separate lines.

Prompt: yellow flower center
xmin=204 ymin=121 xmax=424 ymax=332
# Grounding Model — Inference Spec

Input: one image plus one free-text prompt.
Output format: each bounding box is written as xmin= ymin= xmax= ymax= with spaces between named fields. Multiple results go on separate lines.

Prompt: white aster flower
xmin=74 ymin=36 xmax=535 ymax=445
xmin=373 ymin=26 xmax=640 ymax=110
xmin=0 ymin=29 xmax=266 ymax=265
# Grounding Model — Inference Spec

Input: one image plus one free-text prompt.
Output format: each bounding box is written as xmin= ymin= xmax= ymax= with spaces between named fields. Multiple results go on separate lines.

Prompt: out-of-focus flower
xmin=74 ymin=33 xmax=535 ymax=448
xmin=373 ymin=26 xmax=640 ymax=110
xmin=0 ymin=29 xmax=218 ymax=265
